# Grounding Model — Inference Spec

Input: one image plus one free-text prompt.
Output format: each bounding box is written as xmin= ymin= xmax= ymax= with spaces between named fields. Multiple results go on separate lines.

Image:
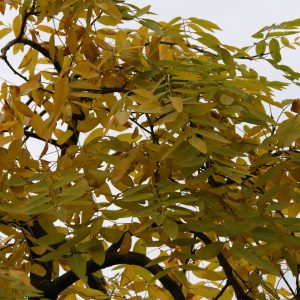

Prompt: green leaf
xmin=69 ymin=254 xmax=86 ymax=279
xmin=135 ymin=5 xmax=151 ymax=18
xmin=139 ymin=19 xmax=163 ymax=35
xmin=195 ymin=242 xmax=224 ymax=260
xmin=88 ymin=239 xmax=105 ymax=266
xmin=189 ymin=17 xmax=221 ymax=31
xmin=220 ymin=94 xmax=235 ymax=105
xmin=219 ymin=48 xmax=235 ymax=66
xmin=188 ymin=136 xmax=207 ymax=154
xmin=231 ymin=246 xmax=280 ymax=276
xmin=269 ymin=38 xmax=281 ymax=63
xmin=163 ymin=218 xmax=178 ymax=240
xmin=255 ymin=41 xmax=267 ymax=56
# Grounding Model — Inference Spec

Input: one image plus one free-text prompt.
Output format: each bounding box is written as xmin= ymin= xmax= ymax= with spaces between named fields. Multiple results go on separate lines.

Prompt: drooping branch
xmin=41 ymin=251 xmax=185 ymax=300
xmin=1 ymin=37 xmax=61 ymax=73
xmin=0 ymin=2 xmax=35 ymax=81
xmin=1 ymin=0 xmax=61 ymax=75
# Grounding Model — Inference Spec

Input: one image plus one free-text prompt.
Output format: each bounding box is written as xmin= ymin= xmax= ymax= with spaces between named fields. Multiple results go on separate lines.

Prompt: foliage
xmin=0 ymin=0 xmax=300 ymax=299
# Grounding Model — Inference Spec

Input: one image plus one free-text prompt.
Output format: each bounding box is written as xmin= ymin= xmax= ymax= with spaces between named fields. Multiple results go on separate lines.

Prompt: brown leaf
xmin=291 ymin=99 xmax=300 ymax=113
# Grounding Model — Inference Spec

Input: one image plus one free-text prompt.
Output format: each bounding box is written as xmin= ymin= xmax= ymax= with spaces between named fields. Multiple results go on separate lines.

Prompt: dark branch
xmin=1 ymin=54 xmax=28 ymax=81
xmin=23 ymin=219 xmax=55 ymax=300
xmin=41 ymin=251 xmax=185 ymax=300
xmin=24 ymin=130 xmax=62 ymax=149
xmin=145 ymin=113 xmax=159 ymax=144
xmin=193 ymin=232 xmax=254 ymax=300
xmin=280 ymin=270 xmax=297 ymax=298
xmin=214 ymin=281 xmax=230 ymax=300
xmin=87 ymin=274 xmax=107 ymax=295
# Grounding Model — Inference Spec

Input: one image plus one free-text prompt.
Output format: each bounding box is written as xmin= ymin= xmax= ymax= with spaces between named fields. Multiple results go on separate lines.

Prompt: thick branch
xmin=23 ymin=219 xmax=54 ymax=300
xmin=42 ymin=251 xmax=185 ymax=300
xmin=87 ymin=274 xmax=107 ymax=295
xmin=20 ymin=38 xmax=61 ymax=72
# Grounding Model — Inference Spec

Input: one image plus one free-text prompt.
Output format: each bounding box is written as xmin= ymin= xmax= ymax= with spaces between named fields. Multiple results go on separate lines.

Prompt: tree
xmin=0 ymin=0 xmax=300 ymax=299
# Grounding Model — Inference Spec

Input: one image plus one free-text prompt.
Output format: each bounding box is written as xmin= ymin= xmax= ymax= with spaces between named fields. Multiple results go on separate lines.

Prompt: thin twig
xmin=24 ymin=130 xmax=61 ymax=148
xmin=280 ymin=270 xmax=297 ymax=298
xmin=214 ymin=281 xmax=230 ymax=300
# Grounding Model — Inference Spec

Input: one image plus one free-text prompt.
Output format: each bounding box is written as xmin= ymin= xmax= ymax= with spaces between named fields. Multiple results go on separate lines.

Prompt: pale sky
xmin=1 ymin=1 xmax=300 ymax=97
xmin=130 ymin=0 xmax=300 ymax=46
xmin=129 ymin=0 xmax=300 ymax=100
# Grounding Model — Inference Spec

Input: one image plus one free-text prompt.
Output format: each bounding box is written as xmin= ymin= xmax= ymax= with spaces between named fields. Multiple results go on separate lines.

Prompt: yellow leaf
xmin=53 ymin=76 xmax=69 ymax=115
xmin=0 ymin=27 xmax=12 ymax=39
xmin=54 ymin=129 xmax=73 ymax=145
xmin=77 ymin=118 xmax=100 ymax=133
xmin=121 ymin=266 xmax=136 ymax=286
xmin=97 ymin=1 xmax=122 ymax=23
xmin=69 ymin=254 xmax=86 ymax=279
xmin=192 ymin=284 xmax=220 ymax=298
xmin=12 ymin=15 xmax=21 ymax=37
xmin=30 ymin=263 xmax=47 ymax=277
xmin=88 ymin=239 xmax=105 ymax=266
xmin=1 ymin=81 xmax=7 ymax=100
xmin=220 ymin=94 xmax=235 ymax=105
xmin=189 ymin=136 xmax=207 ymax=154
xmin=72 ymin=61 xmax=99 ymax=79
xmin=119 ymin=232 xmax=132 ymax=255
xmin=195 ymin=242 xmax=224 ymax=260
xmin=37 ymin=25 xmax=58 ymax=34
xmin=14 ymin=101 xmax=33 ymax=117
xmin=101 ymin=72 xmax=126 ymax=88
xmin=31 ymin=114 xmax=46 ymax=139
xmin=84 ymin=128 xmax=103 ymax=145
xmin=67 ymin=28 xmax=78 ymax=55
xmin=19 ymin=80 xmax=40 ymax=95
xmin=149 ymin=285 xmax=170 ymax=300
xmin=94 ymin=37 xmax=113 ymax=50
xmin=71 ymin=285 xmax=107 ymax=298
xmin=18 ymin=49 xmax=33 ymax=69
xmin=163 ymin=218 xmax=178 ymax=240
xmin=170 ymin=96 xmax=183 ymax=112
xmin=49 ymin=34 xmax=55 ymax=61
xmin=61 ymin=0 xmax=78 ymax=9
xmin=0 ymin=120 xmax=17 ymax=132
xmin=116 ymin=111 xmax=130 ymax=125
xmin=65 ymin=294 xmax=77 ymax=300
xmin=172 ymin=71 xmax=202 ymax=81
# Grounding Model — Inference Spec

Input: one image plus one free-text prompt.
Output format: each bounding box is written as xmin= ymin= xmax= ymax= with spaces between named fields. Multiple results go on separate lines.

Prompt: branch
xmin=193 ymin=232 xmax=254 ymax=300
xmin=145 ymin=113 xmax=159 ymax=144
xmin=280 ymin=270 xmax=297 ymax=298
xmin=42 ymin=251 xmax=185 ymax=300
xmin=214 ymin=281 xmax=230 ymax=300
xmin=87 ymin=274 xmax=107 ymax=295
xmin=23 ymin=219 xmax=55 ymax=300
xmin=145 ymin=40 xmax=269 ymax=61
xmin=24 ymin=130 xmax=62 ymax=149
xmin=0 ymin=1 xmax=36 ymax=81
xmin=1 ymin=54 xmax=28 ymax=81
xmin=18 ymin=38 xmax=61 ymax=72
xmin=1 ymin=36 xmax=61 ymax=74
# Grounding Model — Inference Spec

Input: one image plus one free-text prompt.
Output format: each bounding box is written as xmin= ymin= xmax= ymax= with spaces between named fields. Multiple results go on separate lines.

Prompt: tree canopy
xmin=0 ymin=0 xmax=300 ymax=299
